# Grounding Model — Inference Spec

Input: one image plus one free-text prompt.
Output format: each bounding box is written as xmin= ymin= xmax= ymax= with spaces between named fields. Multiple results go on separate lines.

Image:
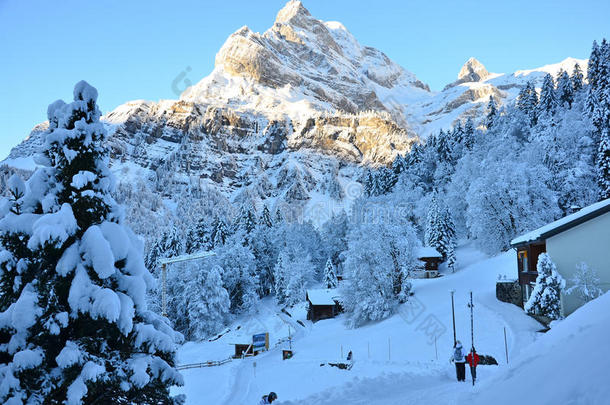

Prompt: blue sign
xmin=253 ymin=333 xmax=267 ymax=351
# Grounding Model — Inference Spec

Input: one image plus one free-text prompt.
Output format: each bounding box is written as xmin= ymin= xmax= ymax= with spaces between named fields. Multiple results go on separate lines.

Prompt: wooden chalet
xmin=416 ymin=247 xmax=443 ymax=278
xmin=306 ymin=289 xmax=342 ymax=322
xmin=511 ymin=198 xmax=610 ymax=315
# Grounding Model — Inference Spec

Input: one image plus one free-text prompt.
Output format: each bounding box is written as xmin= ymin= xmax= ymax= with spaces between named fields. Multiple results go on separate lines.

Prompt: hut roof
xmin=306 ymin=289 xmax=340 ymax=306
xmin=417 ymin=246 xmax=442 ymax=259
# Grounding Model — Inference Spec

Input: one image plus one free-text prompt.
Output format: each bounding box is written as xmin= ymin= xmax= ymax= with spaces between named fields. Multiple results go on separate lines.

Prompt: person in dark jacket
xmin=259 ymin=392 xmax=277 ymax=404
xmin=467 ymin=348 xmax=480 ymax=381
xmin=450 ymin=340 xmax=466 ymax=381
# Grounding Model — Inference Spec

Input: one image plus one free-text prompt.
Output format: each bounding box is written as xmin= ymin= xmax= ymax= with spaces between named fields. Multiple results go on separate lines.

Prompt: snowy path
xmin=175 ymin=247 xmax=543 ymax=404
xmin=219 ymin=301 xmax=310 ymax=405
xmin=279 ymin=247 xmax=543 ymax=405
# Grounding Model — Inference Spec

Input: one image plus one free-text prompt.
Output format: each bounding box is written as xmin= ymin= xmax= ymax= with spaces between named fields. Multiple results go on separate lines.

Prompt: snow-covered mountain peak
xmin=513 ymin=57 xmax=586 ymax=78
xmin=274 ymin=0 xmax=311 ymax=25
xmin=182 ymin=0 xmax=429 ymax=122
xmin=457 ymin=57 xmax=490 ymax=83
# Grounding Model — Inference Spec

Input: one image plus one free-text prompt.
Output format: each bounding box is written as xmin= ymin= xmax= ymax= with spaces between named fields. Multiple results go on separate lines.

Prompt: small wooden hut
xmin=417 ymin=247 xmax=443 ymax=278
xmin=306 ymin=289 xmax=342 ymax=322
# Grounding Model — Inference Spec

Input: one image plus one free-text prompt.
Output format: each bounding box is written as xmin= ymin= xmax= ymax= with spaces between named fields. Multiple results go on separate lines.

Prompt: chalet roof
xmin=511 ymin=198 xmax=610 ymax=246
xmin=306 ymin=289 xmax=340 ymax=306
xmin=417 ymin=246 xmax=442 ymax=259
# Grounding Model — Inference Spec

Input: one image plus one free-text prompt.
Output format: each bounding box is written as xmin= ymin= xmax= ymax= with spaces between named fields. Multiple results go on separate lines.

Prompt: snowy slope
xmin=460 ymin=291 xmax=610 ymax=405
xmin=172 ymin=246 xmax=543 ymax=404
xmin=404 ymin=57 xmax=587 ymax=137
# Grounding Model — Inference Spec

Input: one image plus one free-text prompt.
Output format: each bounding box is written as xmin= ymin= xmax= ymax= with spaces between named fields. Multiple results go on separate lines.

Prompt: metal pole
xmin=158 ymin=250 xmax=215 ymax=319
xmin=162 ymin=263 xmax=167 ymax=317
xmin=470 ymin=291 xmax=475 ymax=386
xmin=504 ymin=327 xmax=509 ymax=364
xmin=451 ymin=290 xmax=456 ymax=345
xmin=470 ymin=292 xmax=474 ymax=349
xmin=388 ymin=337 xmax=391 ymax=361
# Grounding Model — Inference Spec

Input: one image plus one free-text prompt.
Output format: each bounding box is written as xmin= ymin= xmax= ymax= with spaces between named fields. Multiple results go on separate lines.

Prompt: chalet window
xmin=518 ymin=250 xmax=528 ymax=273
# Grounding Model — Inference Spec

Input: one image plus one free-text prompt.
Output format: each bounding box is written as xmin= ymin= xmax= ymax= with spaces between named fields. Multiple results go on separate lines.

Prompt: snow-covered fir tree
xmin=275 ymin=208 xmax=284 ymax=224
xmin=525 ymin=253 xmax=565 ymax=320
xmin=587 ymin=39 xmax=609 ymax=134
xmin=185 ymin=215 xmax=211 ymax=254
xmin=556 ymin=70 xmax=574 ymax=108
xmin=210 ymin=216 xmax=229 ymax=248
xmin=586 ymin=40 xmax=602 ymax=114
xmin=391 ymin=154 xmax=408 ymax=177
xmin=324 ymin=258 xmax=338 ymax=289
xmin=425 ymin=193 xmax=441 ymax=248
xmin=585 ymin=39 xmax=610 ymax=199
xmin=538 ymin=73 xmax=558 ymax=116
xmin=566 ymin=262 xmax=603 ymax=305
xmin=598 ymin=128 xmax=610 ymax=199
xmin=526 ymin=81 xmax=540 ymax=125
xmin=517 ymin=82 xmax=531 ymax=112
xmin=485 ymin=95 xmax=498 ymax=129
xmin=463 ymin=117 xmax=475 ymax=149
xmin=571 ymin=63 xmax=584 ymax=92
xmin=441 ymin=207 xmax=457 ymax=272
xmin=273 ymin=253 xmax=288 ymax=305
xmin=425 ymin=193 xmax=456 ymax=271
xmin=364 ymin=167 xmax=396 ymax=197
xmin=259 ymin=205 xmax=273 ymax=228
xmin=186 ymin=266 xmax=230 ymax=340
xmin=236 ymin=204 xmax=257 ymax=235
xmin=145 ymin=226 xmax=184 ymax=270
xmin=517 ymin=81 xmax=539 ymax=126
xmin=0 ymin=81 xmax=183 ymax=404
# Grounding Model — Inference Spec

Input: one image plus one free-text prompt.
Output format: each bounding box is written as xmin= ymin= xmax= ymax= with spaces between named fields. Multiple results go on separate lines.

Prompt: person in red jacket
xmin=466 ymin=348 xmax=480 ymax=381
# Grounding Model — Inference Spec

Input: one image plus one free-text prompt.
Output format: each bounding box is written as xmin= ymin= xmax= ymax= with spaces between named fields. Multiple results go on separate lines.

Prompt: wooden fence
xmin=176 ymin=357 xmax=232 ymax=370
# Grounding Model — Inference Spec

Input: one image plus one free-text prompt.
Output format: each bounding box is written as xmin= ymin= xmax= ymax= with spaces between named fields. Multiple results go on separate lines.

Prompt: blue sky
xmin=1 ymin=0 xmax=609 ymax=160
